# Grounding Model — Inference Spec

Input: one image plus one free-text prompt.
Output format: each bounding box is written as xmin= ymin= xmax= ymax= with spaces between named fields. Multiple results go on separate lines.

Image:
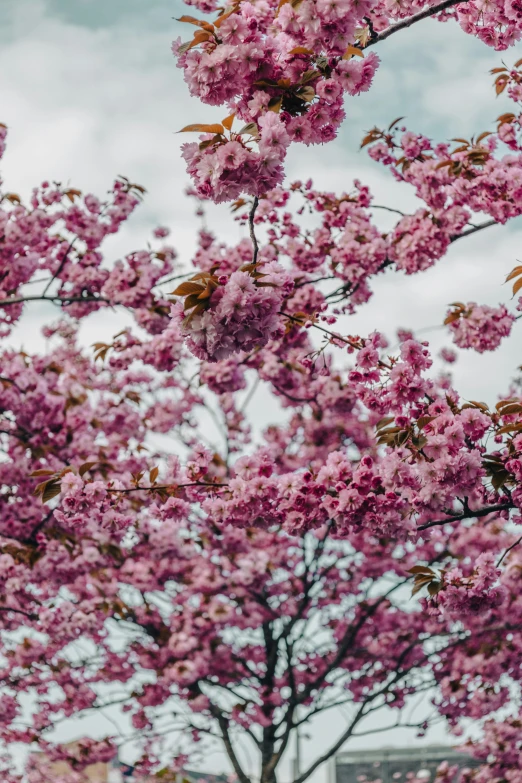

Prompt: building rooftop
xmin=334 ymin=744 xmax=480 ymax=783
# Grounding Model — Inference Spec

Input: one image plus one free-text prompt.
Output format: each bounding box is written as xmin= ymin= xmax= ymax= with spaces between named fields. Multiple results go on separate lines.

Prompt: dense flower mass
xmin=171 ymin=260 xmax=294 ymax=360
xmin=1 ymin=23 xmax=522 ymax=783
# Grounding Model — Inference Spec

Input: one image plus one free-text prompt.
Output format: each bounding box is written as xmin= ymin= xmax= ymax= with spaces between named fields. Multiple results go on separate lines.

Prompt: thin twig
xmin=106 ymin=481 xmax=227 ymax=494
xmin=0 ymin=294 xmax=110 ymax=308
xmin=249 ymin=196 xmax=260 ymax=265
xmin=154 ymin=271 xmax=193 ymax=288
xmin=371 ymin=204 xmax=406 ymax=216
xmin=240 ymin=377 xmax=261 ymax=413
xmin=42 ymin=239 xmax=76 ymax=296
xmin=280 ymin=311 xmax=361 ymax=351
xmin=497 ymin=535 xmax=522 ymax=567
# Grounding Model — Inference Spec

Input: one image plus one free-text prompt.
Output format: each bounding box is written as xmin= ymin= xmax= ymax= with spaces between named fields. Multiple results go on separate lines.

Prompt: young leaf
xmin=505 ymin=265 xmax=522 ymax=283
xmin=267 ymin=96 xmax=283 ymax=113
xmin=171 ymin=281 xmax=206 ymax=296
xmin=498 ymin=403 xmax=522 ymax=416
xmin=177 ymin=15 xmax=206 ymax=25
xmin=296 ymin=85 xmax=315 ymax=102
xmin=237 ymin=122 xmax=258 ymax=136
xmin=342 ymin=45 xmax=364 ymax=59
xmin=214 ymin=8 xmax=237 ymax=27
xmin=388 ymin=117 xmax=404 ymax=131
xmin=222 ymin=114 xmax=235 ymax=131
xmin=41 ymin=481 xmax=62 ymax=504
xmin=408 ymin=566 xmax=435 ymax=576
xmin=79 ymin=462 xmax=98 ymax=477
xmin=178 ymin=123 xmax=225 ymax=134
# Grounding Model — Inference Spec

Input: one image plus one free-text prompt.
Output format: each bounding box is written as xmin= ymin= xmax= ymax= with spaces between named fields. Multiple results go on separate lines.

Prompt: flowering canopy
xmin=173 ymin=0 xmax=522 ymax=201
xmin=0 ymin=10 xmax=522 ymax=783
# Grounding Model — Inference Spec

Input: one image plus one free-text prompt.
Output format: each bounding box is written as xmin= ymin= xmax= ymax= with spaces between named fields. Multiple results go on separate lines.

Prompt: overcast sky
xmin=1 ymin=0 xmax=522 ymax=780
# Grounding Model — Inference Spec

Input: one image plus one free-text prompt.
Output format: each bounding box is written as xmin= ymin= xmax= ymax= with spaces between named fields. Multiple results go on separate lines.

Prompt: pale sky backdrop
xmin=1 ymin=0 xmax=522 ymax=780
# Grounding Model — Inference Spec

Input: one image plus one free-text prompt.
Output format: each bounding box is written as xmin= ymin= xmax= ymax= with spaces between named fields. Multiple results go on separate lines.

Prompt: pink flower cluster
xmin=0 ymin=133 xmax=176 ymax=334
xmin=175 ymin=6 xmax=381 ymax=199
xmin=435 ymin=553 xmax=506 ymax=618
xmin=172 ymin=261 xmax=293 ymax=361
xmin=181 ymin=113 xmax=291 ymax=202
xmin=461 ymin=713 xmax=522 ymax=783
xmin=446 ymin=302 xmax=515 ymax=353
xmin=200 ymin=356 xmax=247 ymax=394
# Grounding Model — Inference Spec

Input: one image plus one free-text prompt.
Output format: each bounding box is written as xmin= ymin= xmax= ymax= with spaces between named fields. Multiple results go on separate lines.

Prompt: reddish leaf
xmin=342 ymin=45 xmax=364 ymax=59
xmin=178 ymin=123 xmax=225 ymax=134
xmin=237 ymin=122 xmax=258 ymax=136
xmin=79 ymin=462 xmax=98 ymax=477
xmin=171 ymin=281 xmax=206 ymax=296
xmin=505 ymin=265 xmax=522 ymax=283
xmin=177 ymin=15 xmax=207 ymax=25
xmin=222 ymin=114 xmax=235 ymax=131
xmin=408 ymin=566 xmax=435 ymax=576
xmin=41 ymin=482 xmax=62 ymax=504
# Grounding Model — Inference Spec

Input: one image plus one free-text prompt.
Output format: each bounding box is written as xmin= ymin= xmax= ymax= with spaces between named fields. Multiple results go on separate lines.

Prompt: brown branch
xmin=417 ymin=502 xmax=513 ymax=531
xmin=271 ymin=385 xmax=315 ymax=404
xmin=451 ymin=219 xmax=498 ymax=242
xmin=0 ymin=376 xmax=22 ymax=392
xmin=365 ymin=0 xmax=470 ymax=48
xmin=0 ymin=294 xmax=110 ymax=308
xmin=105 ymin=481 xmax=227 ymax=494
xmin=0 ymin=606 xmax=38 ymax=620
xmin=209 ymin=702 xmax=251 ymax=783
xmin=292 ymin=699 xmax=368 ymax=783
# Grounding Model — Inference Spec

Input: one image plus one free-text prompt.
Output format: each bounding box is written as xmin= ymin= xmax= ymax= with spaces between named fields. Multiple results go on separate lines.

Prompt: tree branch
xmin=0 ymin=294 xmax=110 ymax=308
xmin=0 ymin=606 xmax=38 ymax=620
xmin=366 ymin=0 xmax=470 ymax=48
xmin=292 ymin=699 xmax=368 ymax=783
xmin=451 ymin=219 xmax=498 ymax=242
xmin=210 ymin=703 xmax=251 ymax=783
xmin=417 ymin=502 xmax=513 ymax=531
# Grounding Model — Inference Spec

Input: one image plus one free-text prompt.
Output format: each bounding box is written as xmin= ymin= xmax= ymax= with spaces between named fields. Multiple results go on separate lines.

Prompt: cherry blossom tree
xmin=0 ymin=8 xmax=522 ymax=782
